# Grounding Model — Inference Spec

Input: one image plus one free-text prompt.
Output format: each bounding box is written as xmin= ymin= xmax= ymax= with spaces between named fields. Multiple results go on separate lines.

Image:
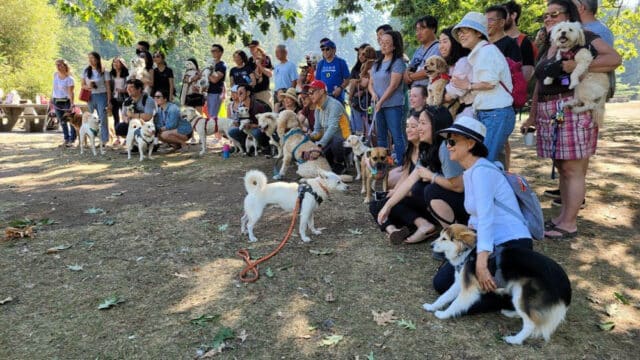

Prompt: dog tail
xmin=244 ymin=170 xmax=267 ymax=195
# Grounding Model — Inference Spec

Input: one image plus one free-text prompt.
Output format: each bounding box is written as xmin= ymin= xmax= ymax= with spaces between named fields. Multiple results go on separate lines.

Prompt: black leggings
xmin=432 ymin=238 xmax=533 ymax=315
xmin=423 ymin=183 xmax=468 ymax=226
xmin=369 ymin=181 xmax=431 ymax=232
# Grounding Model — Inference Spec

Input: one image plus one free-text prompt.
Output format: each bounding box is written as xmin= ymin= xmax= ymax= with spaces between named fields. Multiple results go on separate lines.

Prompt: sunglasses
xmin=321 ymin=47 xmax=331 ymax=51
xmin=446 ymin=138 xmax=458 ymax=147
xmin=542 ymin=10 xmax=566 ymax=20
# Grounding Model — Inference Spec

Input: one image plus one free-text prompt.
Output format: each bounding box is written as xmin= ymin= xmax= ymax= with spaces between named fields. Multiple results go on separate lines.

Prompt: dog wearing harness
xmin=79 ymin=111 xmax=105 ymax=156
xmin=180 ymin=106 xmax=241 ymax=156
xmin=241 ymin=169 xmax=348 ymax=243
xmin=361 ymin=147 xmax=390 ymax=203
xmin=129 ymin=120 xmax=157 ymax=161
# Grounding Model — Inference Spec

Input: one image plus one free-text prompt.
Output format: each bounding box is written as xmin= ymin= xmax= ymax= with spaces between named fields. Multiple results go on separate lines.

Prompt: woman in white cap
xmin=449 ymin=12 xmax=514 ymax=163
xmin=427 ymin=116 xmax=533 ymax=314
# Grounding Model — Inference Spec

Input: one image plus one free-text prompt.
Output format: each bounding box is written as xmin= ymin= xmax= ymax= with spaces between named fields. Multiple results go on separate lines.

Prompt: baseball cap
xmin=320 ymin=40 xmax=336 ymax=49
xmin=303 ymin=80 xmax=327 ymax=92
xmin=246 ymin=40 xmax=260 ymax=47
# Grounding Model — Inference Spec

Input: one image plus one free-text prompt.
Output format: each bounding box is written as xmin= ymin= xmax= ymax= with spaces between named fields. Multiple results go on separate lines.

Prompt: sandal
xmin=544 ymin=219 xmax=558 ymax=231
xmin=404 ymin=226 xmax=440 ymax=244
xmin=389 ymin=227 xmax=412 ymax=245
xmin=544 ymin=225 xmax=578 ymax=240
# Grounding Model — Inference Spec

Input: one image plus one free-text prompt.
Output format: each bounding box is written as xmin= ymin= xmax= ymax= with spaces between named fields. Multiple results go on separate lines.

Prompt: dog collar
xmin=283 ymin=128 xmax=305 ymax=144
xmin=367 ymin=158 xmax=388 ymax=180
xmin=432 ymin=73 xmax=451 ymax=82
xmin=90 ymin=128 xmax=99 ymax=137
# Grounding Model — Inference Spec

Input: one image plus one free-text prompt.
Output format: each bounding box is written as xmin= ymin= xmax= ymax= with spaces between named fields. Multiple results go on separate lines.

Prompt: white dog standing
xmin=180 ymin=106 xmax=242 ymax=156
xmin=79 ymin=112 xmax=105 ymax=156
xmin=126 ymin=120 xmax=157 ymax=161
xmin=342 ymin=134 xmax=371 ymax=180
xmin=241 ymin=169 xmax=348 ymax=243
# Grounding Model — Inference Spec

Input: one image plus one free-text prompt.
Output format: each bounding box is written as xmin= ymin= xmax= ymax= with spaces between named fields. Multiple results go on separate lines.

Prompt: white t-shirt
xmin=81 ymin=68 xmax=111 ymax=94
xmin=467 ymin=40 xmax=513 ymax=111
xmin=53 ymin=73 xmax=74 ymax=99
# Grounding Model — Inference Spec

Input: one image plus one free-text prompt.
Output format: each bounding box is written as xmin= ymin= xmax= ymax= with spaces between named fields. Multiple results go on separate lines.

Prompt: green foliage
xmin=58 ymin=0 xmax=302 ymax=51
xmin=0 ymin=0 xmax=62 ymax=98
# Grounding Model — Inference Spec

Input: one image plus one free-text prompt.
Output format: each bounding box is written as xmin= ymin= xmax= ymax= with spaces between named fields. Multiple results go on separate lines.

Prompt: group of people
xmin=49 ymin=0 xmax=619 ymax=315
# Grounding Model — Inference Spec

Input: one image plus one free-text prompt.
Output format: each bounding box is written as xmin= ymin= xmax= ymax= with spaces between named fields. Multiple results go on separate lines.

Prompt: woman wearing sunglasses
xmin=428 ymin=116 xmax=533 ymax=314
xmin=521 ymin=0 xmax=620 ymax=239
xmin=376 ymin=106 xmax=466 ymax=245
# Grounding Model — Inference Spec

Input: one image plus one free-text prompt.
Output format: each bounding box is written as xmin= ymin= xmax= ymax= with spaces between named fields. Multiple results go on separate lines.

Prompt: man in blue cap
xmin=315 ymin=39 xmax=350 ymax=103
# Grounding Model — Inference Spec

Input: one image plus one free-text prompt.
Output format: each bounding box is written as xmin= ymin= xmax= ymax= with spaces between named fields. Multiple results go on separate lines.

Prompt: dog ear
xmin=365 ymin=150 xmax=372 ymax=158
xmin=458 ymin=230 xmax=477 ymax=247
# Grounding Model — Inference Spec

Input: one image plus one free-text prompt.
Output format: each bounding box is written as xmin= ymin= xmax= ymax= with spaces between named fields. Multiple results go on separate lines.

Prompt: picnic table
xmin=0 ymin=103 xmax=88 ymax=132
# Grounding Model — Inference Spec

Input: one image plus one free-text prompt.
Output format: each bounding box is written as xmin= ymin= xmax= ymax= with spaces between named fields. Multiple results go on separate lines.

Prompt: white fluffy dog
xmin=181 ymin=60 xmax=202 ymax=106
xmin=130 ymin=57 xmax=152 ymax=94
xmin=198 ymin=59 xmax=215 ymax=89
xmin=126 ymin=120 xmax=157 ymax=161
xmin=342 ymin=134 xmax=371 ymax=181
xmin=257 ymin=112 xmax=282 ymax=158
xmin=79 ymin=112 xmax=105 ymax=156
xmin=180 ymin=106 xmax=242 ymax=156
xmin=241 ymin=169 xmax=348 ymax=243
xmin=544 ymin=21 xmax=609 ymax=125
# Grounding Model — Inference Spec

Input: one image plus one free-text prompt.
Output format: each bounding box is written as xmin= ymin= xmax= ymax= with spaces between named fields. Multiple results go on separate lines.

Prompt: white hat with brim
xmin=452 ymin=12 xmax=489 ymax=43
xmin=437 ymin=116 xmax=488 ymax=154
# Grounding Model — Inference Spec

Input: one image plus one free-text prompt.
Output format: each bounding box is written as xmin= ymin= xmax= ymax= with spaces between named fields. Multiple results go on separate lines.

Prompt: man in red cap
xmin=305 ymin=79 xmax=352 ymax=174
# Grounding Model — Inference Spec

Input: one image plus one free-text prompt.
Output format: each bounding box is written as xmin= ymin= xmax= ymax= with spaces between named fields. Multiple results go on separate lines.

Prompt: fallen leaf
xmin=37 ymin=218 xmax=57 ymax=226
xmin=237 ymin=329 xmax=248 ymax=343
xmin=319 ymin=334 xmax=343 ymax=347
xmin=190 ymin=314 xmax=220 ymax=327
xmin=84 ymin=207 xmax=105 ymax=214
xmin=309 ymin=248 xmax=334 ymax=255
xmin=46 ymin=244 xmax=72 ymax=254
xmin=613 ymin=292 xmax=630 ymax=305
xmin=110 ymin=191 xmax=125 ymax=197
xmin=372 ymin=310 xmax=397 ymax=326
xmin=585 ymin=295 xmax=601 ymax=304
xmin=348 ymin=228 xmax=363 ymax=235
xmin=4 ymin=226 xmax=34 ymax=241
xmin=211 ymin=326 xmax=235 ymax=349
xmin=325 ymin=291 xmax=335 ymax=303
xmin=367 ymin=351 xmax=376 ymax=360
xmin=98 ymin=295 xmax=125 ymax=310
xmin=217 ymin=223 xmax=229 ymax=232
xmin=598 ymin=321 xmax=615 ymax=331
xmin=172 ymin=272 xmax=189 ymax=279
xmin=396 ymin=319 xmax=416 ymax=330
xmin=67 ymin=264 xmax=83 ymax=271
xmin=0 ymin=297 xmax=13 ymax=305
xmin=265 ymin=267 xmax=274 ymax=278
xmin=102 ymin=219 xmax=116 ymax=226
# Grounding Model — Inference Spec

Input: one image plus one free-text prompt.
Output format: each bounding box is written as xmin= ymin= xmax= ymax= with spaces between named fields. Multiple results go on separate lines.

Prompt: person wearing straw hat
xmin=279 ymin=87 xmax=301 ymax=113
xmin=449 ymin=12 xmax=514 ymax=164
xmin=429 ymin=115 xmax=532 ymax=314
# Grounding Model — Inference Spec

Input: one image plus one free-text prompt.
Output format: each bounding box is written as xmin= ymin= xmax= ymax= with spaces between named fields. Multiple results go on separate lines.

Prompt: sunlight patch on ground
xmin=162 ymin=159 xmax=196 ymax=168
xmin=180 ymin=210 xmax=207 ymax=221
xmin=0 ymin=163 xmax=111 ymax=190
xmin=275 ymin=296 xmax=315 ymax=355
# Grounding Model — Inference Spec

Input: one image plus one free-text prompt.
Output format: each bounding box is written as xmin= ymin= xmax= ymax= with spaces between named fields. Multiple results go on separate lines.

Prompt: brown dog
xmin=361 ymin=147 xmax=389 ymax=203
xmin=424 ymin=55 xmax=450 ymax=107
xmin=62 ymin=107 xmax=83 ymax=144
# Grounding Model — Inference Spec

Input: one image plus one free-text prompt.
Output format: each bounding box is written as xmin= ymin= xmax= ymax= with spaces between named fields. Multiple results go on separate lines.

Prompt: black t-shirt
xmin=248 ymin=55 xmax=273 ymax=92
xmin=535 ymin=31 xmax=599 ymax=96
xmin=517 ymin=35 xmax=535 ymax=67
xmin=230 ymin=64 xmax=255 ymax=87
xmin=207 ymin=61 xmax=227 ymax=94
xmin=493 ymin=36 xmax=522 ymax=62
xmin=152 ymin=66 xmax=174 ymax=96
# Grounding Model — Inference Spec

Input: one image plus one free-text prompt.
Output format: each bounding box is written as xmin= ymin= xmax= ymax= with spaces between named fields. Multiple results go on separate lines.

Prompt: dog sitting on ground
xmin=241 ymin=169 xmax=348 ymax=243
xmin=422 ymin=224 xmax=572 ymax=345
xmin=343 ymin=134 xmax=371 ymax=181
xmin=424 ymin=55 xmax=450 ymax=107
xmin=126 ymin=120 xmax=156 ymax=161
xmin=543 ymin=21 xmax=609 ymax=126
xmin=361 ymin=147 xmax=390 ymax=204
xmin=274 ymin=110 xmax=333 ymax=180
xmin=79 ymin=112 xmax=105 ymax=156
xmin=180 ymin=106 xmax=242 ymax=156
xmin=257 ymin=112 xmax=283 ymax=159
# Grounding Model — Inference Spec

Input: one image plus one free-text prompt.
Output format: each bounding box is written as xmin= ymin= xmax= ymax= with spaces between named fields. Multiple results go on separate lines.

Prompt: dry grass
xmin=1 ymin=103 xmax=639 ymax=359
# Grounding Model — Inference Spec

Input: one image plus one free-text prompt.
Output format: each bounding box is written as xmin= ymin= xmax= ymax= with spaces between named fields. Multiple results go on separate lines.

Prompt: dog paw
xmin=434 ymin=311 xmax=450 ymax=320
xmin=543 ymin=77 xmax=553 ymax=85
xmin=422 ymin=303 xmax=437 ymax=312
xmin=300 ymin=236 xmax=312 ymax=243
xmin=503 ymin=335 xmax=523 ymax=345
xmin=363 ymin=198 xmax=371 ymax=204
xmin=148 ymin=156 xmax=154 ymax=160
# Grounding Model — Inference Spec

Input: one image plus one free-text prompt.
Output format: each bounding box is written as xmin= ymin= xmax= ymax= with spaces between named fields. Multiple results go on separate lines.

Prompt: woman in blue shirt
xmin=155 ymin=90 xmax=192 ymax=151
xmin=430 ymin=116 xmax=532 ymax=314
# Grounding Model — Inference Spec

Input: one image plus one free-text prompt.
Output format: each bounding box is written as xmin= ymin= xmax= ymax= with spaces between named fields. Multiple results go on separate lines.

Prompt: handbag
xmin=79 ymin=88 xmax=91 ymax=102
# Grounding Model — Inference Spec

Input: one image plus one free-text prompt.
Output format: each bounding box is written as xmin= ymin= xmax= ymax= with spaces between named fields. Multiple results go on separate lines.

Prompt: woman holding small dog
xmin=52 ymin=59 xmax=76 ymax=146
xmin=520 ymin=0 xmax=621 ymax=239
xmin=376 ymin=106 xmax=466 ymax=245
xmin=439 ymin=27 xmax=473 ymax=118
xmin=431 ymin=116 xmax=533 ymax=314
xmin=81 ymin=52 xmax=112 ymax=147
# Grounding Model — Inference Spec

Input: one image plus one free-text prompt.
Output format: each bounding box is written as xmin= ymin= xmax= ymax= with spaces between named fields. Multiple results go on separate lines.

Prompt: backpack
xmin=516 ymin=34 xmax=538 ymax=64
xmin=500 ymin=57 xmax=528 ymax=109
xmin=475 ymin=163 xmax=545 ymax=240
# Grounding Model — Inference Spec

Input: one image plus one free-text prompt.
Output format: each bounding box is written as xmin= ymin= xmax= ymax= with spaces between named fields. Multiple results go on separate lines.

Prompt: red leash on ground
xmin=236 ymin=198 xmax=301 ymax=283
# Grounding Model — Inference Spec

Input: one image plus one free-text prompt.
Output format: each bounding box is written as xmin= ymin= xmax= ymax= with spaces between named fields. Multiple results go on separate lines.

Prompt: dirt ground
xmin=1 ymin=103 xmax=639 ymax=359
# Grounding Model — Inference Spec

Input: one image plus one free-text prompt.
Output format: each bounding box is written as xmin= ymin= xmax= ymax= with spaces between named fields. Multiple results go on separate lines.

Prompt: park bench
xmin=0 ymin=103 xmax=88 ymax=132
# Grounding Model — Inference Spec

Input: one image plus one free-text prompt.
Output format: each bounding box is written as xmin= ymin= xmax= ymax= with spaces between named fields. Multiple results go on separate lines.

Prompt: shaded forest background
xmin=0 ymin=0 xmax=638 ymax=99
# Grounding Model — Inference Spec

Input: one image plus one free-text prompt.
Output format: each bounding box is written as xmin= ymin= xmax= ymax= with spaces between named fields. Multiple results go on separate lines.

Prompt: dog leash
xmin=550 ymin=99 xmax=564 ymax=180
xmin=236 ymin=186 xmax=305 ymax=283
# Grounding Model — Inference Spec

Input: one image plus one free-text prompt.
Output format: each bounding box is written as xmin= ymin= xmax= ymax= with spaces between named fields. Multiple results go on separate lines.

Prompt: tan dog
xmin=62 ymin=107 xmax=83 ymax=144
xmin=274 ymin=110 xmax=332 ymax=180
xmin=424 ymin=55 xmax=450 ymax=106
xmin=544 ymin=21 xmax=609 ymax=126
xmin=361 ymin=147 xmax=389 ymax=203
xmin=257 ymin=112 xmax=282 ymax=158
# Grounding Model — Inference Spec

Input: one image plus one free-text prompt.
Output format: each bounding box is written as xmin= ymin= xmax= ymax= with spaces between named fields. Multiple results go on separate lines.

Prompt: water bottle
xmin=222 ymin=144 xmax=230 ymax=159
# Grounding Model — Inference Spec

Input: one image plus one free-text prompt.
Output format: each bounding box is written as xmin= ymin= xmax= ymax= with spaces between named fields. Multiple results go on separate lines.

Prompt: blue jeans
xmin=375 ymin=105 xmax=405 ymax=165
xmin=228 ymin=126 xmax=269 ymax=151
xmin=350 ymin=108 xmax=368 ymax=135
xmin=207 ymin=93 xmax=223 ymax=118
xmin=54 ymin=99 xmax=75 ymax=142
xmin=88 ymin=92 xmax=109 ymax=143
xmin=476 ymin=106 xmax=515 ymax=162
